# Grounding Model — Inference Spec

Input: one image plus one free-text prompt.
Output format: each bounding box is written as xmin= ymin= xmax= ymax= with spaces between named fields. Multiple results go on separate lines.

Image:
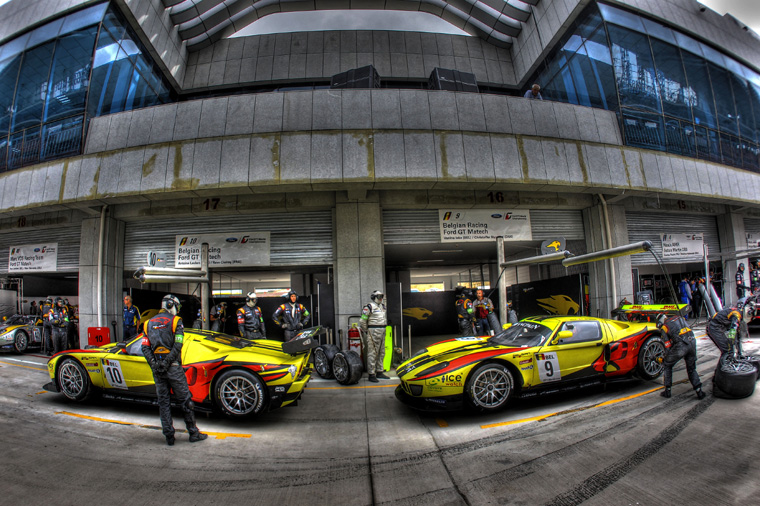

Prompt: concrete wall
xmin=182 ymin=31 xmax=515 ymax=89
xmin=0 ymin=0 xmax=90 ymax=43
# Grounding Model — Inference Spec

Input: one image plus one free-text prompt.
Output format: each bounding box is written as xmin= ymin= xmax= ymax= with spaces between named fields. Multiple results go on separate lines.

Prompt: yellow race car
xmin=396 ymin=316 xmax=665 ymax=412
xmin=0 ymin=315 xmax=44 ymax=353
xmin=44 ymin=326 xmax=321 ymax=419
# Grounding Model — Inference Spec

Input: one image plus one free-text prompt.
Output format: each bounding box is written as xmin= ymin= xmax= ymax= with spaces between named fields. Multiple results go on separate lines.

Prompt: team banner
xmin=660 ymin=233 xmax=703 ymax=260
xmin=8 ymin=243 xmax=58 ymax=272
xmin=175 ymin=233 xmax=270 ymax=267
xmin=439 ymin=210 xmax=532 ymax=242
xmin=747 ymin=233 xmax=760 ymax=249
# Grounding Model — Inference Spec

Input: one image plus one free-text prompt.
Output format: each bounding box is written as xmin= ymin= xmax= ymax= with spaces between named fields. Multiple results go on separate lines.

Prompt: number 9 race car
xmin=43 ymin=326 xmax=321 ymax=419
xmin=0 ymin=315 xmax=44 ymax=353
xmin=395 ymin=316 xmax=665 ymax=413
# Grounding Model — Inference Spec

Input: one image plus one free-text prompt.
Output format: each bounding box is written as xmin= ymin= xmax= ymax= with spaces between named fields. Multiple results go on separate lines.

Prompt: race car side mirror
xmin=555 ymin=330 xmax=573 ymax=344
xmin=502 ymin=323 xmax=512 ymax=329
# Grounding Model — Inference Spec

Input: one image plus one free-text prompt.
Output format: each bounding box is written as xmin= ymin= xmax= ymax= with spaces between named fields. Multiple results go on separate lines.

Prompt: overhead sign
xmin=146 ymin=251 xmax=167 ymax=268
xmin=747 ymin=233 xmax=760 ymax=249
xmin=175 ymin=233 xmax=270 ymax=268
xmin=8 ymin=243 xmax=58 ymax=272
xmin=660 ymin=233 xmax=703 ymax=260
xmin=439 ymin=210 xmax=532 ymax=242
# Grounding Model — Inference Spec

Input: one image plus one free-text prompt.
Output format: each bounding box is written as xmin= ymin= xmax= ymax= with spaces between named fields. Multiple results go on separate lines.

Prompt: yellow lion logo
xmin=536 ymin=295 xmax=580 ymax=315
xmin=546 ymin=240 xmax=561 ymax=251
xmin=403 ymin=307 xmax=433 ymax=320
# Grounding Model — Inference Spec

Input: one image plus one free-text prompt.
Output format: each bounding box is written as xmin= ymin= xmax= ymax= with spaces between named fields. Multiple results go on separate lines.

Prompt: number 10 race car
xmin=395 ymin=316 xmax=665 ymax=412
xmin=44 ymin=326 xmax=321 ymax=419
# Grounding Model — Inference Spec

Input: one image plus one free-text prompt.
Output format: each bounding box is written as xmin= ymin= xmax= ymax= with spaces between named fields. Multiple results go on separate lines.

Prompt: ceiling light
xmin=431 ymin=250 xmax=463 ymax=253
xmin=417 ymin=259 xmax=445 ymax=263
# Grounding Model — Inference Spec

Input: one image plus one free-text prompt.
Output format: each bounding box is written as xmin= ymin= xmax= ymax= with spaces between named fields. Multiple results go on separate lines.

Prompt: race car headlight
xmin=1 ymin=332 xmax=12 ymax=341
xmin=288 ymin=364 xmax=297 ymax=379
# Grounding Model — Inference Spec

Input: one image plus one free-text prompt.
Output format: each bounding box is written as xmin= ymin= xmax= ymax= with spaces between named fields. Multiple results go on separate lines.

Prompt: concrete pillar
xmin=582 ymin=201 xmax=632 ymax=319
xmin=78 ymin=211 xmax=125 ymax=346
xmin=334 ymin=193 xmax=385 ymax=338
xmin=717 ymin=212 xmax=747 ymax=305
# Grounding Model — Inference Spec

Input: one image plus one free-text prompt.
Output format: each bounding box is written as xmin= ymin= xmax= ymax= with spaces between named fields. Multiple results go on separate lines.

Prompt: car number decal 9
xmin=536 ymin=352 xmax=561 ymax=383
xmin=104 ymin=359 xmax=128 ymax=389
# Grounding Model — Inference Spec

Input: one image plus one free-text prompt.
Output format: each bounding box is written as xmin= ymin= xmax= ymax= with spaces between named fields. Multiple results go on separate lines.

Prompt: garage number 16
xmin=104 ymin=359 xmax=127 ymax=389
xmin=537 ymin=352 xmax=561 ymax=383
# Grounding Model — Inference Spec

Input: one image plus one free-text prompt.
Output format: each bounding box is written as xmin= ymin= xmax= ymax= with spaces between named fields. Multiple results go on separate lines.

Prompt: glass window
xmin=60 ymin=2 xmax=108 ymax=38
xmin=707 ymin=62 xmax=739 ymax=135
xmin=719 ymin=133 xmax=742 ymax=167
xmin=585 ymin=28 xmax=617 ymax=111
xmin=568 ymin=51 xmax=604 ymax=108
xmin=11 ymin=41 xmax=55 ymax=133
xmin=88 ymin=31 xmax=134 ymax=116
xmin=694 ymin=126 xmax=720 ymax=163
xmin=26 ymin=19 xmax=63 ymax=49
xmin=0 ymin=136 xmax=7 ymax=172
xmin=44 ymin=26 xmax=98 ymax=123
xmin=598 ymin=3 xmax=644 ymax=32
xmin=41 ymin=114 xmax=83 ymax=161
xmin=575 ymin=9 xmax=603 ymax=38
xmin=663 ymin=117 xmax=693 ymax=156
xmin=101 ymin=7 xmax=126 ymax=41
xmin=0 ymin=55 xmax=21 ymax=135
xmin=558 ymin=321 xmax=602 ymax=343
xmin=748 ymin=83 xmax=760 ymax=144
xmin=681 ymin=51 xmax=717 ymax=129
xmin=0 ymin=33 xmax=30 ymax=61
xmin=642 ymin=18 xmax=675 ymax=45
xmin=622 ymin=110 xmax=665 ymax=151
xmin=607 ymin=25 xmax=661 ymax=114
xmin=726 ymin=73 xmax=756 ymax=143
xmin=650 ymin=40 xmax=691 ymax=122
xmin=7 ymin=128 xmax=41 ymax=169
xmin=674 ymin=32 xmax=702 ymax=58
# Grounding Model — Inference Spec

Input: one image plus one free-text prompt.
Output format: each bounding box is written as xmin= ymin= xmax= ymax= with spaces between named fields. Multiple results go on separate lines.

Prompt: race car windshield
xmin=488 ymin=322 xmax=553 ymax=348
xmin=5 ymin=316 xmax=27 ymax=325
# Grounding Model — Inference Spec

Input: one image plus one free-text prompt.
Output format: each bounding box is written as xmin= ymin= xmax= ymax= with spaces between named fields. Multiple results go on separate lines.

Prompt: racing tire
xmin=741 ymin=355 xmax=760 ymax=381
xmin=13 ymin=330 xmax=29 ymax=353
xmin=333 ymin=350 xmax=363 ymax=385
xmin=57 ymin=358 xmax=92 ymax=401
xmin=464 ymin=362 xmax=514 ymax=413
xmin=712 ymin=358 xmax=757 ymax=399
xmin=314 ymin=344 xmax=339 ymax=379
xmin=636 ymin=335 xmax=666 ymax=380
xmin=212 ymin=369 xmax=268 ymax=419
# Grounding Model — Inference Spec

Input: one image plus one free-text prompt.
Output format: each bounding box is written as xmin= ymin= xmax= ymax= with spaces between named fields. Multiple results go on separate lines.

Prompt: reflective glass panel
xmin=0 ymin=56 xmax=21 ymax=135
xmin=726 ymin=73 xmax=756 ymax=142
xmin=622 ymin=109 xmax=665 ymax=151
xmin=607 ymin=25 xmax=661 ymax=113
xmin=11 ymin=41 xmax=55 ymax=133
xmin=44 ymin=26 xmax=98 ymax=123
xmin=707 ymin=62 xmax=739 ymax=135
xmin=650 ymin=40 xmax=691 ymax=121
xmin=598 ymin=3 xmax=644 ymax=32
xmin=88 ymin=31 xmax=134 ymax=116
xmin=60 ymin=3 xmax=108 ymax=38
xmin=719 ymin=133 xmax=741 ymax=167
xmin=0 ymin=136 xmax=7 ymax=172
xmin=681 ymin=51 xmax=717 ymax=129
xmin=694 ymin=126 xmax=720 ymax=163
xmin=6 ymin=131 xmax=22 ymax=169
xmin=41 ymin=114 xmax=83 ymax=160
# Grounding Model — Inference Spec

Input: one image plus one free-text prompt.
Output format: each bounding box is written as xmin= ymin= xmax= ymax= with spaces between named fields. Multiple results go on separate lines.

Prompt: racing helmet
xmin=161 ymin=294 xmax=181 ymax=315
xmin=246 ymin=292 xmax=257 ymax=307
xmin=45 ymin=297 xmax=53 ymax=305
xmin=371 ymin=290 xmax=384 ymax=302
xmin=739 ymin=262 xmax=745 ymax=271
xmin=286 ymin=290 xmax=298 ymax=302
xmin=655 ymin=313 xmax=668 ymax=329
xmin=219 ymin=302 xmax=227 ymax=308
xmin=54 ymin=297 xmax=64 ymax=307
xmin=64 ymin=298 xmax=69 ymax=305
xmin=739 ymin=299 xmax=756 ymax=324
xmin=455 ymin=286 xmax=465 ymax=298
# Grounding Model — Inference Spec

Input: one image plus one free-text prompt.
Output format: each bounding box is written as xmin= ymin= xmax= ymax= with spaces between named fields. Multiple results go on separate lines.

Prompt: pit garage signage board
xmin=8 ymin=243 xmax=58 ymax=272
xmin=439 ymin=210 xmax=532 ymax=242
xmin=660 ymin=233 xmax=703 ymax=260
xmin=747 ymin=233 xmax=760 ymax=249
xmin=175 ymin=233 xmax=270 ymax=268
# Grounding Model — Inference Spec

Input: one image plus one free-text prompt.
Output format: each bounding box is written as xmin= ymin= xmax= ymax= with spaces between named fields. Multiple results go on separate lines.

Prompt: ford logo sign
xmin=34 ymin=248 xmax=41 ymax=252
xmin=225 ymin=237 xmax=238 ymax=243
xmin=491 ymin=214 xmax=502 ymax=218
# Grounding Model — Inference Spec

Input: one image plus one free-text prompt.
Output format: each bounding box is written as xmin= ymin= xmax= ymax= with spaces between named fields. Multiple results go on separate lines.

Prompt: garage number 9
xmin=537 ymin=352 xmax=561 ymax=383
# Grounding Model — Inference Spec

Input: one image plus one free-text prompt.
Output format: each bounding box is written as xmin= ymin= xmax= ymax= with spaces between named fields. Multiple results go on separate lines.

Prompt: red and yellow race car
xmin=396 ymin=316 xmax=665 ymax=412
xmin=44 ymin=327 xmax=320 ymax=419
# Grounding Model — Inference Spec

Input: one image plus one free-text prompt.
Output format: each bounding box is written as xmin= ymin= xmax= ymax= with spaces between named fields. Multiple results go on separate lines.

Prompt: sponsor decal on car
xmin=275 ymin=386 xmax=285 ymax=393
xmin=456 ymin=337 xmax=480 ymax=341
xmin=521 ymin=365 xmax=534 ymax=371
xmin=441 ymin=373 xmax=463 ymax=387
xmin=519 ymin=359 xmax=532 ymax=365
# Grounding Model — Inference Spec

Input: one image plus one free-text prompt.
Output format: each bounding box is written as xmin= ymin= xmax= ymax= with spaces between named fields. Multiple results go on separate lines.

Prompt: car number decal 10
xmin=536 ymin=352 xmax=561 ymax=383
xmin=104 ymin=359 xmax=128 ymax=389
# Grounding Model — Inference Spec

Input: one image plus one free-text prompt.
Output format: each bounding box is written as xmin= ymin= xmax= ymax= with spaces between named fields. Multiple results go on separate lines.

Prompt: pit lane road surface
xmin=1 ymin=326 xmax=758 ymax=505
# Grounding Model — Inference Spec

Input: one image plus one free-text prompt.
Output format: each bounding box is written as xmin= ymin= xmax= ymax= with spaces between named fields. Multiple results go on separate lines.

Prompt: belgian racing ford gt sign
xmin=439 ymin=210 xmax=532 ymax=242
xmin=175 ymin=232 xmax=270 ymax=267
xmin=8 ymin=243 xmax=58 ymax=272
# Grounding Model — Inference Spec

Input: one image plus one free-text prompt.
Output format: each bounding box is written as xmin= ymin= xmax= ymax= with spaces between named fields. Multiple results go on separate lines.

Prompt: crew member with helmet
xmin=507 ymin=301 xmax=518 ymax=324
xmin=41 ymin=297 xmax=54 ymax=355
xmin=360 ymin=290 xmax=388 ymax=383
xmin=750 ymin=261 xmax=760 ymax=293
xmin=141 ymin=294 xmax=207 ymax=446
xmin=736 ymin=263 xmax=751 ymax=300
xmin=210 ymin=302 xmax=227 ymax=332
xmin=656 ymin=313 xmax=705 ymax=400
xmin=64 ymin=298 xmax=78 ymax=349
xmin=123 ymin=295 xmax=140 ymax=342
xmin=455 ymin=287 xmax=474 ymax=336
xmin=192 ymin=306 xmax=202 ymax=329
xmin=273 ymin=290 xmax=310 ymax=341
xmin=238 ymin=292 xmax=266 ymax=339
xmin=48 ymin=297 xmax=69 ymax=354
xmin=707 ymin=298 xmax=754 ymax=362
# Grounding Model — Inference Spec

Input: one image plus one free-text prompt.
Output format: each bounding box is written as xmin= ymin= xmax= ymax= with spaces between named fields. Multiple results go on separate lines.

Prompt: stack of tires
xmin=313 ymin=344 xmax=364 ymax=385
xmin=713 ymin=355 xmax=759 ymax=399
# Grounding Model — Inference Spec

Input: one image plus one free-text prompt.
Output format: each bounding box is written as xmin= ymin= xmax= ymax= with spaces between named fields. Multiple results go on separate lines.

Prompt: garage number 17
xmin=537 ymin=352 xmax=561 ymax=383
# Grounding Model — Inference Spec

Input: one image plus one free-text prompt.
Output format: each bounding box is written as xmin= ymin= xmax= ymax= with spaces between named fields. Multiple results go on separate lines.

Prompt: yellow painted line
xmin=308 ymin=383 xmax=399 ymax=390
xmin=0 ymin=360 xmax=47 ymax=372
xmin=55 ymin=411 xmax=250 ymax=439
xmin=36 ymin=391 xmax=47 ymax=395
xmin=435 ymin=418 xmax=449 ymax=427
xmin=480 ymin=384 xmax=671 ymax=430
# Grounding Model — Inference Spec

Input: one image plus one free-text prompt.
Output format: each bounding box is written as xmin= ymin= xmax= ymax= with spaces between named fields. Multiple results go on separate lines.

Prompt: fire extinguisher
xmin=348 ymin=323 xmax=363 ymax=361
